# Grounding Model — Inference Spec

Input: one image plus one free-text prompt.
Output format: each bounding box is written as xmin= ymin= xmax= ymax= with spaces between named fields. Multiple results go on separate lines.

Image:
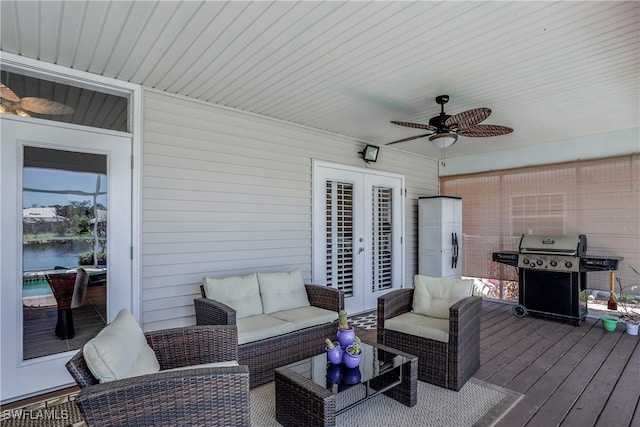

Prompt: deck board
xmin=563 ymin=332 xmax=638 ymax=426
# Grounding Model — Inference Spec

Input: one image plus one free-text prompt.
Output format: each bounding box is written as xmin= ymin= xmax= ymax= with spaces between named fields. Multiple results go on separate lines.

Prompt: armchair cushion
xmin=258 ymin=270 xmax=310 ymax=314
xmin=83 ymin=309 xmax=160 ymax=383
xmin=385 ymin=312 xmax=450 ymax=342
xmin=203 ymin=273 xmax=263 ymax=319
xmin=412 ymin=275 xmax=474 ymax=319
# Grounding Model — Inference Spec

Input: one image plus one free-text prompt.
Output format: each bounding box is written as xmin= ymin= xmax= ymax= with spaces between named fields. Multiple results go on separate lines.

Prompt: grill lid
xmin=519 ymin=234 xmax=587 ymax=256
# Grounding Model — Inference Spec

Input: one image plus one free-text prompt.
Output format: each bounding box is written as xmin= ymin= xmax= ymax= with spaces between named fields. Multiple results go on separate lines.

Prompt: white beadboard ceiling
xmin=1 ymin=1 xmax=639 ymax=160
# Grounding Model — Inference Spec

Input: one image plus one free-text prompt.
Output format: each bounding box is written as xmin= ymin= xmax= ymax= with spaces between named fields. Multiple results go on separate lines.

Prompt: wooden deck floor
xmin=357 ymin=299 xmax=640 ymax=427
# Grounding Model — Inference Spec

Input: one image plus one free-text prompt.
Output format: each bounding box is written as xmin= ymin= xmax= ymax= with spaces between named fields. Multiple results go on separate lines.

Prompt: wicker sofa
xmin=194 ymin=270 xmax=344 ymax=388
xmin=66 ymin=311 xmax=249 ymax=427
xmin=377 ymin=275 xmax=482 ymax=391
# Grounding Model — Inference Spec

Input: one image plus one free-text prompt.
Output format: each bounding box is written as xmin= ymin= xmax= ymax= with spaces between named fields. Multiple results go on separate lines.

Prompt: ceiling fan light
xmin=429 ymin=132 xmax=458 ymax=148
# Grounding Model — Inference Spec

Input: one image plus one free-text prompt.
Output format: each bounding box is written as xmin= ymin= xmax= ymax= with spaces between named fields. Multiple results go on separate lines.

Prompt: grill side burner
xmin=493 ymin=234 xmax=622 ymax=326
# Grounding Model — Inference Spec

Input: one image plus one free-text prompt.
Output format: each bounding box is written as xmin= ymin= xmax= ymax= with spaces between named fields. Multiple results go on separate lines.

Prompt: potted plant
xmin=616 ymin=266 xmax=640 ymax=336
xmin=342 ymin=336 xmax=362 ymax=368
xmin=336 ymin=309 xmax=355 ymax=347
xmin=325 ymin=338 xmax=343 ymax=364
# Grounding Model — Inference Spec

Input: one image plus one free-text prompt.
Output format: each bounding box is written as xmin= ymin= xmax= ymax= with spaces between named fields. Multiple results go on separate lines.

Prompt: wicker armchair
xmin=377 ymin=288 xmax=481 ymax=391
xmin=66 ymin=324 xmax=250 ymax=427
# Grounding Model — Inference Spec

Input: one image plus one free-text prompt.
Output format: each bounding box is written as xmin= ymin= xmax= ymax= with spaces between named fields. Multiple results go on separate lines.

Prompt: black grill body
xmin=520 ymin=270 xmax=587 ymax=325
xmin=493 ymin=234 xmax=621 ymax=326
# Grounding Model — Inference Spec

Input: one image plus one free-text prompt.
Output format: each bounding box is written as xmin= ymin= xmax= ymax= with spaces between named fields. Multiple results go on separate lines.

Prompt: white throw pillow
xmin=203 ymin=273 xmax=263 ymax=318
xmin=83 ymin=309 xmax=160 ymax=383
xmin=412 ymin=275 xmax=473 ymax=319
xmin=257 ymin=270 xmax=310 ymax=314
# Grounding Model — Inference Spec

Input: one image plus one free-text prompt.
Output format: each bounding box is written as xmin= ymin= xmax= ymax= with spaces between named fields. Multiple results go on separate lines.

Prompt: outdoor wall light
xmin=360 ymin=144 xmax=379 ymax=163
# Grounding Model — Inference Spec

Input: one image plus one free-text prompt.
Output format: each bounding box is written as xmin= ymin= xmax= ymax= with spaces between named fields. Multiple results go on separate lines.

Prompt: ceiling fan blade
xmin=457 ymin=124 xmax=513 ymax=137
xmin=445 ymin=107 xmax=491 ymax=129
xmin=19 ymin=97 xmax=75 ymax=115
xmin=0 ymin=83 xmax=20 ymax=102
xmin=385 ymin=133 xmax=433 ymax=145
xmin=390 ymin=120 xmax=437 ymax=132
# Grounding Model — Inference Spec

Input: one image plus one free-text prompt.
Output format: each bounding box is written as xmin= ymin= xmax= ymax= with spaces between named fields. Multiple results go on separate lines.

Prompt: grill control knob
xmin=550 ymin=260 xmax=558 ymax=267
xmin=536 ymin=259 xmax=544 ymax=266
xmin=522 ymin=258 xmax=530 ymax=265
xmin=565 ymin=261 xmax=573 ymax=268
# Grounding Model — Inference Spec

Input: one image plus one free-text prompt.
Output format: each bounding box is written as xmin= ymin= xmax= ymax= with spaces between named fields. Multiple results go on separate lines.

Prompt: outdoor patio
xmin=15 ymin=297 xmax=639 ymax=426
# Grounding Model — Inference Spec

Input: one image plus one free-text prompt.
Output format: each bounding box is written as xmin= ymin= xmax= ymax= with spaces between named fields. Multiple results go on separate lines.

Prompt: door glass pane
xmin=22 ymin=147 xmax=107 ymax=360
xmin=371 ymin=186 xmax=393 ymax=292
xmin=325 ymin=180 xmax=354 ymax=296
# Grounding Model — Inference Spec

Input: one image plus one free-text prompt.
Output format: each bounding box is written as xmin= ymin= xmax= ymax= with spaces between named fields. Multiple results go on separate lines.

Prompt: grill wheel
xmin=512 ymin=304 xmax=527 ymax=318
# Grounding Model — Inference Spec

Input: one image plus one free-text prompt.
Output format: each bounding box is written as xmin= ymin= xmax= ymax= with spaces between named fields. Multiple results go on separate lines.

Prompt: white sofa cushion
xmin=412 ymin=275 xmax=473 ymax=319
xmin=257 ymin=270 xmax=310 ymax=314
xmin=236 ymin=314 xmax=296 ymax=345
xmin=83 ymin=309 xmax=160 ymax=383
xmin=385 ymin=312 xmax=450 ymax=343
xmin=203 ymin=273 xmax=263 ymax=319
xmin=270 ymin=306 xmax=337 ymax=330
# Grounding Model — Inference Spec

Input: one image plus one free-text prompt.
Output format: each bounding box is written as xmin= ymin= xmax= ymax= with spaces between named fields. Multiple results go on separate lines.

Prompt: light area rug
xmin=251 ymin=377 xmax=523 ymax=427
xmin=1 ymin=377 xmax=521 ymax=427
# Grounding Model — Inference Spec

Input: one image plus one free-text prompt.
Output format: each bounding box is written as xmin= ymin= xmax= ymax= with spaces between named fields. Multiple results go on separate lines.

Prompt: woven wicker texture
xmin=195 ymin=283 xmax=344 ymax=388
xmin=377 ymin=289 xmax=482 ymax=391
xmin=64 ymin=324 xmax=249 ymax=426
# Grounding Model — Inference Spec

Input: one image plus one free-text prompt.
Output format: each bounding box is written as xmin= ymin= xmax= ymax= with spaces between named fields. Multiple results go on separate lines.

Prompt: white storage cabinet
xmin=418 ymin=196 xmax=462 ymax=279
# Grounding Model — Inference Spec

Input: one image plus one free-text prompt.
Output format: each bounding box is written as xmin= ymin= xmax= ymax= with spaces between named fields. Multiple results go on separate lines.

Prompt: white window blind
xmin=441 ymin=155 xmax=640 ymax=293
xmin=371 ymin=186 xmax=393 ymax=292
xmin=326 ymin=180 xmax=354 ymax=297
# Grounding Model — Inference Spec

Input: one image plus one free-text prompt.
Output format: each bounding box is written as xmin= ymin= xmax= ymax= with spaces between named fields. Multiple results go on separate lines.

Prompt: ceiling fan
xmin=387 ymin=95 xmax=513 ymax=148
xmin=0 ymin=82 xmax=74 ymax=117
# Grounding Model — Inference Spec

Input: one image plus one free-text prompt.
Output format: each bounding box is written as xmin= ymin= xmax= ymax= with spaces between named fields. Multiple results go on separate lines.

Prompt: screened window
xmin=441 ymin=155 xmax=640 ymax=294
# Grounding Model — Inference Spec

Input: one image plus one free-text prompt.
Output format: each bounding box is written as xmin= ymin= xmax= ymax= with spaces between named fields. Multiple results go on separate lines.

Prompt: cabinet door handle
xmin=452 ymin=233 xmax=456 ymax=269
xmin=452 ymin=233 xmax=459 ymax=269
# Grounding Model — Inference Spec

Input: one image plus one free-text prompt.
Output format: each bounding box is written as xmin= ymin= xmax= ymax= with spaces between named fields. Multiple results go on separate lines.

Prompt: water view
xmin=23 ymin=240 xmax=92 ymax=271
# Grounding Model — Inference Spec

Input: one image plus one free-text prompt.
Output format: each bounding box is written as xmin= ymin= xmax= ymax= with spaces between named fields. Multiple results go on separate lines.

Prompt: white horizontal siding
xmin=141 ymin=89 xmax=437 ymax=330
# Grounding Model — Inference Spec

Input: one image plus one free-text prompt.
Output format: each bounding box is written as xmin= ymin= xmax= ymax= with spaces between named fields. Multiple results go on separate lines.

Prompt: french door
xmin=1 ymin=117 xmax=132 ymax=402
xmin=313 ymin=161 xmax=404 ymax=314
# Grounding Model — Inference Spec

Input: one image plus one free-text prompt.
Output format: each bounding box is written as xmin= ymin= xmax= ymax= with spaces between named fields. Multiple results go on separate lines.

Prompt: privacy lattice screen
xmin=440 ymin=155 xmax=640 ymax=293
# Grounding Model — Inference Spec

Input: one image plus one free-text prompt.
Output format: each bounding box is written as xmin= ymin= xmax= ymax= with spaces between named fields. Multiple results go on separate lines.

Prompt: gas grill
xmin=492 ymin=234 xmax=622 ymax=325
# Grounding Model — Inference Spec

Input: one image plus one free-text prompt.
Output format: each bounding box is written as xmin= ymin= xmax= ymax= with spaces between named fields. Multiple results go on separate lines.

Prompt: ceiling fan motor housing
xmin=429 ymin=114 xmax=451 ymax=131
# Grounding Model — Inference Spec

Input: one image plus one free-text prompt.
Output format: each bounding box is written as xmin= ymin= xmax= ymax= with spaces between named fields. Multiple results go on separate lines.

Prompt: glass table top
xmin=282 ymin=341 xmax=411 ymax=394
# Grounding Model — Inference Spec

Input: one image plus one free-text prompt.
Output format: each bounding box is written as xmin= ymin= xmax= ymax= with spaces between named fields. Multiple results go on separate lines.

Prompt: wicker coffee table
xmin=274 ymin=339 xmax=417 ymax=427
